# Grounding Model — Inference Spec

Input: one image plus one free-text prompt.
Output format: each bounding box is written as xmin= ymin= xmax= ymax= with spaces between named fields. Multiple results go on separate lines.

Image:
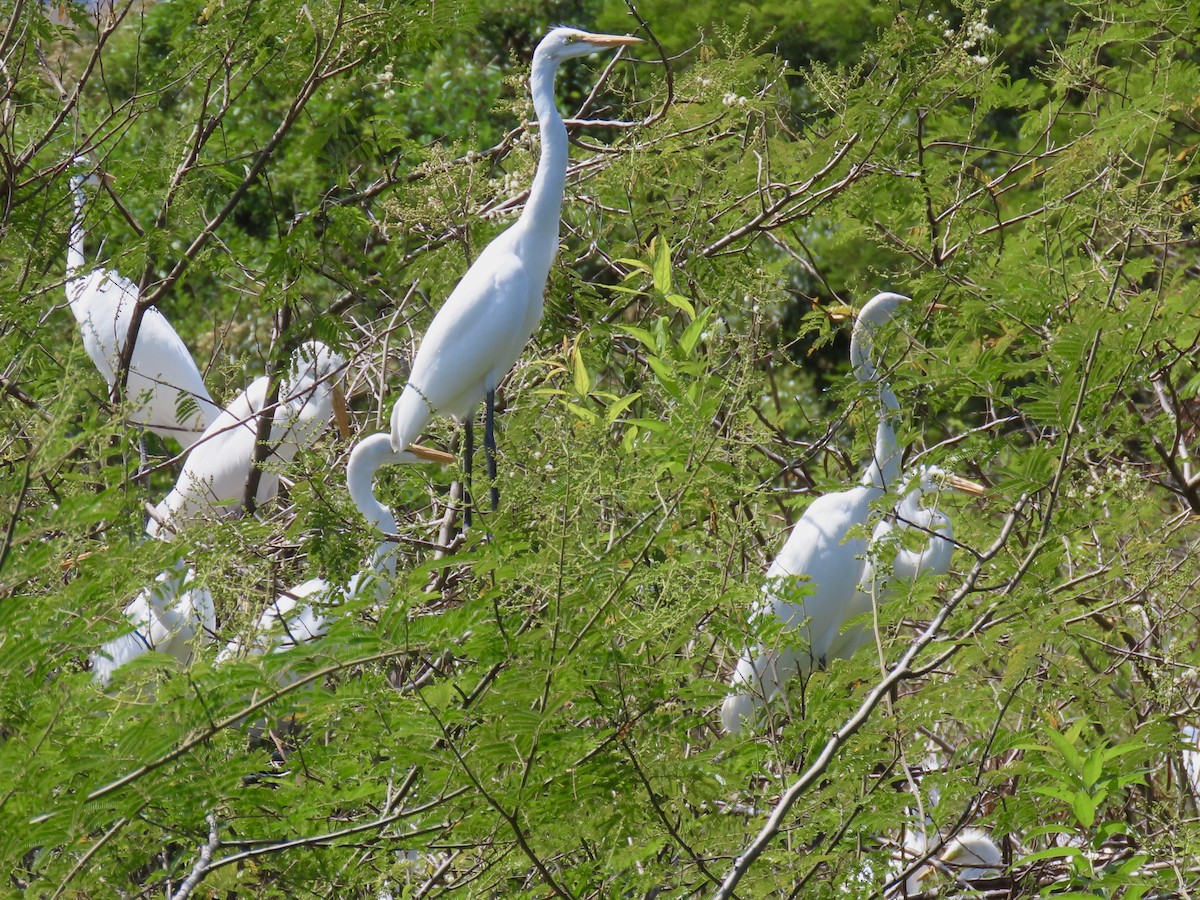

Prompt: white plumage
xmin=389 ymin=28 xmax=641 ymax=468
xmin=721 ymin=293 xmax=911 ymax=733
xmin=148 ymin=341 xmax=347 ymax=539
xmin=91 ymin=563 xmax=215 ymax=686
xmin=721 ymin=294 xmax=985 ymax=733
xmin=891 ymin=826 xmax=1002 ymax=896
xmin=66 ymin=162 xmax=220 ymax=449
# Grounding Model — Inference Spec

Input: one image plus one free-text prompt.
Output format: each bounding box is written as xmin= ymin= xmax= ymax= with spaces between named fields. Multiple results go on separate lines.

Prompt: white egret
xmin=891 ymin=826 xmax=1002 ymax=896
xmin=66 ymin=160 xmax=220 ymax=449
xmin=217 ymin=433 xmax=453 ymax=661
xmin=721 ymin=293 xmax=982 ymax=733
xmin=91 ymin=563 xmax=215 ymax=686
xmin=148 ymin=341 xmax=350 ymax=539
xmin=388 ymin=27 xmax=641 ymax=521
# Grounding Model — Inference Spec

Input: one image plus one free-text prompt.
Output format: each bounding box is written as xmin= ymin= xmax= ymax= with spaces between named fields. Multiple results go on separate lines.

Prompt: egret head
xmin=907 ymin=465 xmax=986 ymax=498
xmin=534 ymin=27 xmax=642 ymax=65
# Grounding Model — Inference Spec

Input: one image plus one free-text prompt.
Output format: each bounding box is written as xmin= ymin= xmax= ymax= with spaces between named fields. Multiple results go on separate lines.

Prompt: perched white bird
xmin=722 ymin=293 xmax=983 ymax=733
xmin=823 ymin=465 xmax=981 ymax=663
xmin=891 ymin=826 xmax=1002 ymax=896
xmin=66 ymin=159 xmax=220 ymax=449
xmin=389 ymin=27 xmax=641 ymax=518
xmin=91 ymin=563 xmax=216 ymax=686
xmin=148 ymin=341 xmax=350 ymax=539
xmin=217 ymin=433 xmax=453 ymax=662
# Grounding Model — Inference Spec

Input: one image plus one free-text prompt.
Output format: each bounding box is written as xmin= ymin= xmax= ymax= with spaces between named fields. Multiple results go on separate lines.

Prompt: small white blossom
xmin=972 ymin=54 xmax=989 ymax=66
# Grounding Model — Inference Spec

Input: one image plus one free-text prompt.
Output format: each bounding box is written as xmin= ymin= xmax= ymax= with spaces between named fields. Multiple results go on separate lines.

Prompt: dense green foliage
xmin=2 ymin=0 xmax=1199 ymax=896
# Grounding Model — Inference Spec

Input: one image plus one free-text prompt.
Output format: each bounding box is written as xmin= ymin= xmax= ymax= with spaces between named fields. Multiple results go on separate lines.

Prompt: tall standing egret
xmin=91 ymin=563 xmax=216 ymax=687
xmin=66 ymin=160 xmax=220 ymax=449
xmin=389 ymin=27 xmax=641 ymax=520
xmin=721 ymin=293 xmax=981 ymax=734
xmin=148 ymin=341 xmax=350 ymax=539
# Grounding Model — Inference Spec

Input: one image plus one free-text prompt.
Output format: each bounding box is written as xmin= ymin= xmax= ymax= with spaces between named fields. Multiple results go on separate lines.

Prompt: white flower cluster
xmin=722 ymin=91 xmax=748 ymax=108
xmin=501 ymin=171 xmax=524 ymax=197
xmin=928 ymin=10 xmax=994 ymax=65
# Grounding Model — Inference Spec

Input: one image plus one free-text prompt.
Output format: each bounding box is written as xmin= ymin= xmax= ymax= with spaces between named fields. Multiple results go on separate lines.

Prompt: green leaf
xmin=1082 ymin=748 xmax=1103 ymax=788
xmin=605 ymin=392 xmax=642 ymax=424
xmin=622 ymin=325 xmax=658 ymax=353
xmin=565 ymin=402 xmax=598 ymax=423
xmin=664 ymin=293 xmax=696 ymax=321
xmin=1071 ymin=790 xmax=1096 ymax=828
xmin=645 ymin=356 xmax=681 ymax=399
xmin=1044 ymin=725 xmax=1085 ymax=771
xmin=679 ymin=307 xmax=712 ymax=356
xmin=571 ymin=343 xmax=590 ymax=395
xmin=652 ymin=237 xmax=673 ymax=294
xmin=1016 ymin=846 xmax=1088 ymax=866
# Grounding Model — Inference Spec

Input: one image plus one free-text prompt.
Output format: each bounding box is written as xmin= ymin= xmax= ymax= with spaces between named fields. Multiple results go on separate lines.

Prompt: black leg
xmin=463 ymin=415 xmax=474 ymax=531
xmin=485 ymin=389 xmax=498 ymax=511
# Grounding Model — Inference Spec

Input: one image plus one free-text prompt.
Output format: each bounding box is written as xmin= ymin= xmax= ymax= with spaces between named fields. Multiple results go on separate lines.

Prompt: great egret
xmin=217 ymin=433 xmax=453 ymax=661
xmin=66 ymin=160 xmax=220 ymax=449
xmin=91 ymin=563 xmax=215 ymax=686
xmin=388 ymin=27 xmax=641 ymax=520
xmin=892 ymin=826 xmax=1002 ymax=896
xmin=721 ymin=293 xmax=982 ymax=734
xmin=148 ymin=341 xmax=350 ymax=539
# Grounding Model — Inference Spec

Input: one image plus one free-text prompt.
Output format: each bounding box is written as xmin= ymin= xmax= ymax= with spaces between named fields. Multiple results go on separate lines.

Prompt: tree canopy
xmin=2 ymin=0 xmax=1199 ymax=896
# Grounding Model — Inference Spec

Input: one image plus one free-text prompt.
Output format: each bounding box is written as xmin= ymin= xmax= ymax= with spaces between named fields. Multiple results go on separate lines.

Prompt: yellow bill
xmin=945 ymin=473 xmax=986 ymax=495
xmin=588 ymin=33 xmax=643 ymax=47
xmin=409 ymin=444 xmax=457 ymax=465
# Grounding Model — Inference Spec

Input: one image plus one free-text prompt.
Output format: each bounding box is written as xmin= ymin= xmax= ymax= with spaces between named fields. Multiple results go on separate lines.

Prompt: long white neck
xmin=852 ymin=294 xmax=908 ymax=491
xmin=67 ymin=177 xmax=88 ymax=280
xmin=520 ymin=54 xmax=568 ymax=267
xmin=346 ymin=433 xmax=402 ymax=536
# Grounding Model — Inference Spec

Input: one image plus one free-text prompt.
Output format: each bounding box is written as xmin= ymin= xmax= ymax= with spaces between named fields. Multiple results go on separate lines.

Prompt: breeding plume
xmin=66 ymin=159 xmax=220 ymax=449
xmin=148 ymin=341 xmax=349 ymax=539
xmin=388 ymin=27 xmax=641 ymax=519
xmin=217 ymin=433 xmax=453 ymax=662
xmin=722 ymin=293 xmax=982 ymax=733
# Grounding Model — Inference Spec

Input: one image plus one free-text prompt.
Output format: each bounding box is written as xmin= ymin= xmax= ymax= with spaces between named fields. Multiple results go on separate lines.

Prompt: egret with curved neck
xmin=388 ymin=27 xmax=641 ymax=526
xmin=722 ymin=292 xmax=945 ymax=734
xmin=66 ymin=158 xmax=220 ymax=449
xmin=217 ymin=434 xmax=453 ymax=661
xmin=851 ymin=291 xmax=911 ymax=492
